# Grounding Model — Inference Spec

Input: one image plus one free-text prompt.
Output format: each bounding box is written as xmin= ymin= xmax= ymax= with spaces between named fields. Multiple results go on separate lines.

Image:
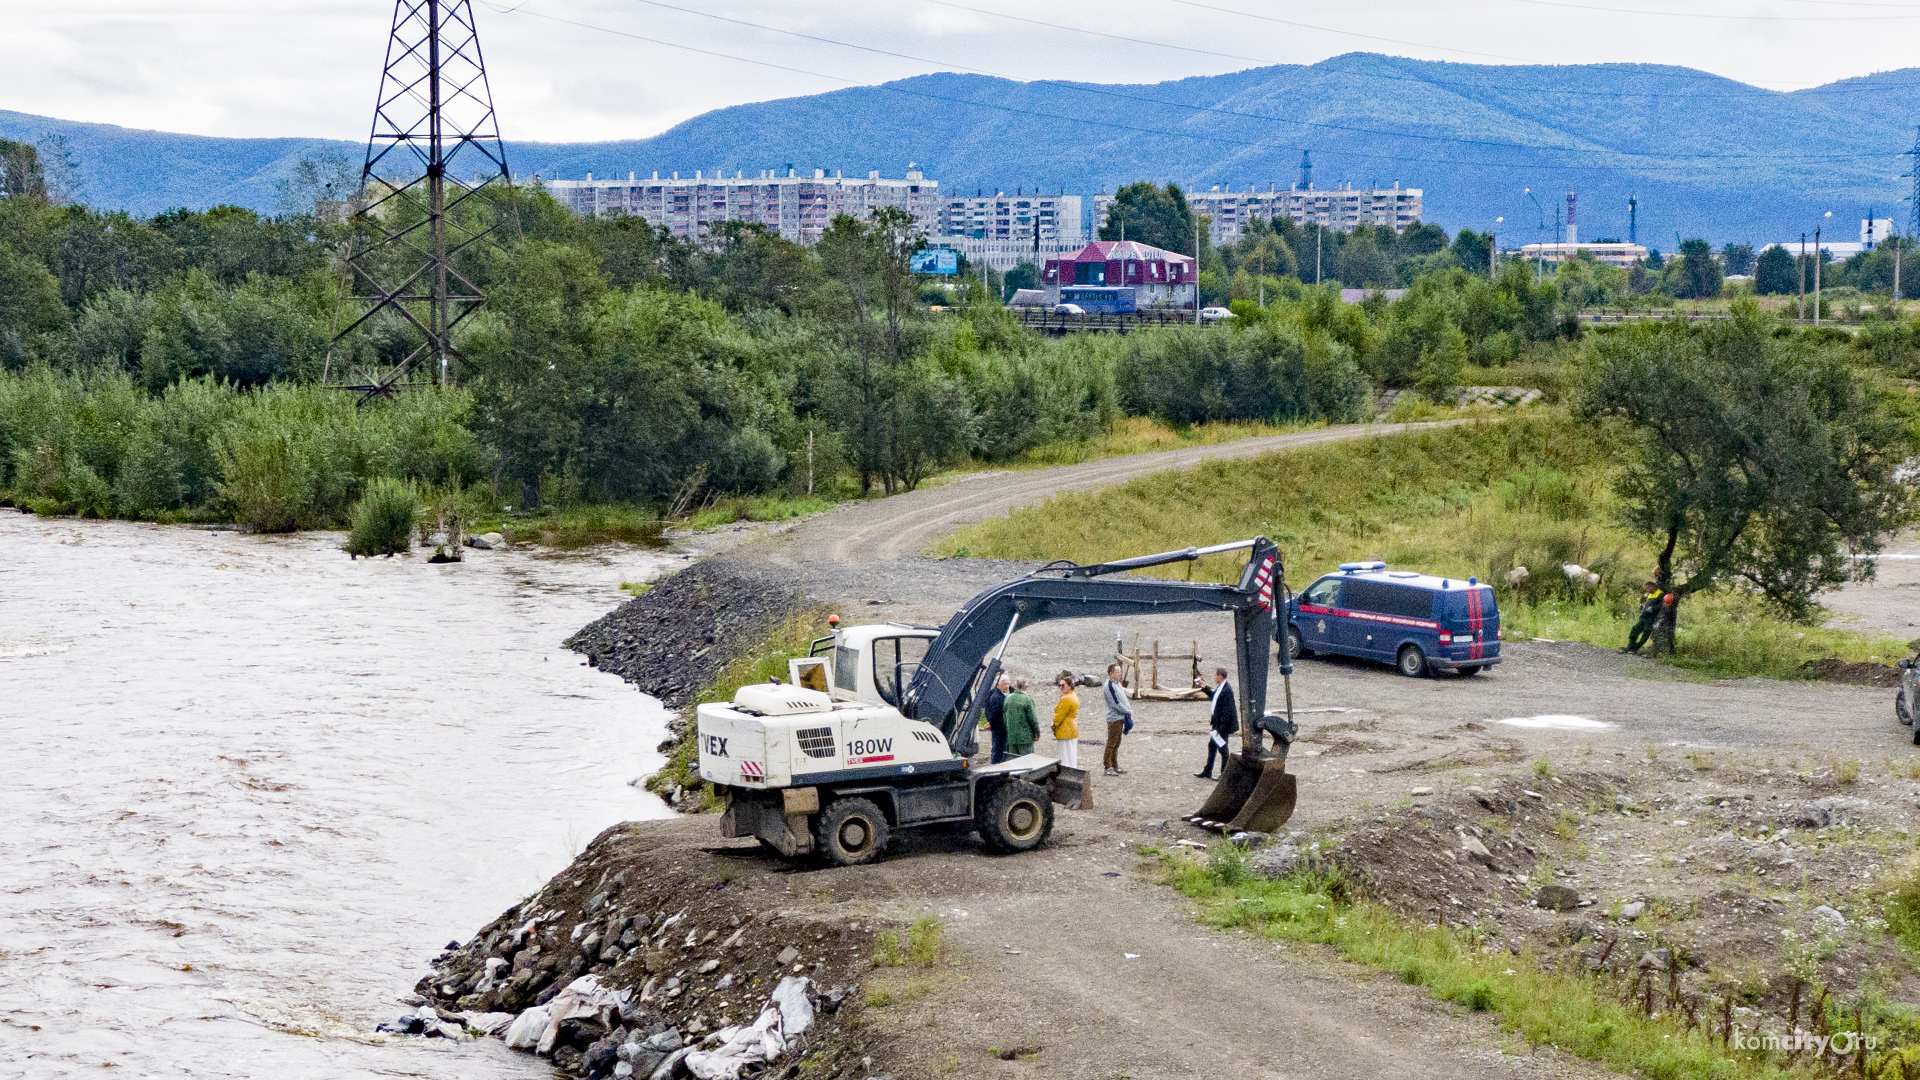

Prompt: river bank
xmin=0 ymin=511 xmax=679 ymax=1078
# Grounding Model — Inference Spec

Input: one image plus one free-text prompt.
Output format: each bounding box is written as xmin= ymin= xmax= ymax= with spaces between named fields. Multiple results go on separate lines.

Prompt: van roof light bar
xmin=1338 ymin=561 xmax=1387 ymax=572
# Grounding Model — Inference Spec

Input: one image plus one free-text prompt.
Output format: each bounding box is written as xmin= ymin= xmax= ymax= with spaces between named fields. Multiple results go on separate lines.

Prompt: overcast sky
xmin=5 ymin=0 xmax=1920 ymax=144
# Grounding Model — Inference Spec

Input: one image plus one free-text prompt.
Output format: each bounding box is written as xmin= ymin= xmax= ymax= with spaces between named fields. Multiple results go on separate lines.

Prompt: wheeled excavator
xmin=695 ymin=537 xmax=1302 ymax=865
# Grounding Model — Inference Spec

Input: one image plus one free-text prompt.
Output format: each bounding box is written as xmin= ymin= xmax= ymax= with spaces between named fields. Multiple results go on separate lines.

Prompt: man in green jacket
xmin=1003 ymin=677 xmax=1040 ymax=759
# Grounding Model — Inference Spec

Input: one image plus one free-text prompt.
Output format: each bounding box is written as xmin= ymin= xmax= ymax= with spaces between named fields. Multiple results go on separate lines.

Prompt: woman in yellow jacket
xmin=1050 ymin=671 xmax=1080 ymax=769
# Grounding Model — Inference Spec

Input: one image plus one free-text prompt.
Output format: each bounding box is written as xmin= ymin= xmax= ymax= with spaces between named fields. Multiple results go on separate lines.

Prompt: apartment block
xmin=1094 ymin=183 xmax=1423 ymax=247
xmin=531 ymin=167 xmax=941 ymax=245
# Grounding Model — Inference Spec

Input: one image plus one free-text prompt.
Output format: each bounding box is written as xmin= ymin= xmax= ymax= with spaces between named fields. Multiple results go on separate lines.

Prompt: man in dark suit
xmin=984 ymin=672 xmax=1011 ymax=764
xmin=1196 ymin=666 xmax=1236 ymax=779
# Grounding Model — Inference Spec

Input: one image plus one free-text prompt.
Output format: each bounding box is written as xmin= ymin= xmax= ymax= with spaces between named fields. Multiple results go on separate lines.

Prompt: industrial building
xmin=1040 ymin=240 xmax=1197 ymax=310
xmin=530 ymin=167 xmax=941 ymax=245
xmin=1094 ymin=184 xmax=1423 ymax=247
xmin=1514 ymin=242 xmax=1649 ymax=267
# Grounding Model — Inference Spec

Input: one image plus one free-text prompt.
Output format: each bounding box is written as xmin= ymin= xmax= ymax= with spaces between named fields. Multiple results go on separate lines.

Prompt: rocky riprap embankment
xmin=404 ymin=821 xmax=879 ymax=1078
xmin=566 ymin=557 xmax=813 ymax=808
xmin=566 ymin=558 xmax=809 ymax=709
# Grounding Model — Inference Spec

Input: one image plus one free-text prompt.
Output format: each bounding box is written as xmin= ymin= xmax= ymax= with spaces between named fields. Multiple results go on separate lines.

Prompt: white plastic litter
xmin=683 ymin=976 xmax=814 ymax=1080
xmin=502 ymin=1005 xmax=549 ymax=1050
xmin=536 ymin=976 xmax=631 ymax=1056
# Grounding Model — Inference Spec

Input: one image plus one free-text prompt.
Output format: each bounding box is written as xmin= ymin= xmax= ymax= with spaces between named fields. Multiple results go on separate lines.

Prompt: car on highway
xmin=1052 ymin=303 xmax=1086 ymax=315
xmin=1282 ymin=561 xmax=1501 ymax=677
xmin=1199 ymin=306 xmax=1235 ymax=322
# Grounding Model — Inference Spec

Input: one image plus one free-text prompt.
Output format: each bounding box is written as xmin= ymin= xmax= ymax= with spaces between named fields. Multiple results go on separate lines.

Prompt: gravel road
xmin=617 ymin=420 xmax=1918 ymax=1079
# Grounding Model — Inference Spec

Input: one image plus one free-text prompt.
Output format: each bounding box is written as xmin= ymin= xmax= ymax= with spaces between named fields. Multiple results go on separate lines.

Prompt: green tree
xmin=1579 ymin=302 xmax=1914 ymax=647
xmin=1670 ymin=238 xmax=1722 ymax=300
xmin=1753 ymin=245 xmax=1796 ymax=295
xmin=0 ymin=139 xmax=47 ymax=201
xmin=1720 ymin=243 xmax=1755 ymax=277
xmin=1451 ymin=230 xmax=1493 ymax=277
xmin=1097 ymin=182 xmax=1193 ymax=254
xmin=0 ymin=241 xmax=69 ymax=368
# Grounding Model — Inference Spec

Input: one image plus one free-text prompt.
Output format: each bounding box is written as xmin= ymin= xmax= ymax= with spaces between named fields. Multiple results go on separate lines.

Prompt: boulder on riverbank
xmin=415 ymin=819 xmax=879 ymax=1078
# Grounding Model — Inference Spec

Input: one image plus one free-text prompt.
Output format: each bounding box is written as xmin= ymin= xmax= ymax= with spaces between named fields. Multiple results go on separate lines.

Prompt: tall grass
xmin=1159 ymin=851 xmax=1842 ymax=1080
xmin=343 ymin=478 xmax=421 ymax=557
xmin=0 ymin=366 xmax=484 ymax=530
xmin=941 ymin=414 xmax=1907 ymax=680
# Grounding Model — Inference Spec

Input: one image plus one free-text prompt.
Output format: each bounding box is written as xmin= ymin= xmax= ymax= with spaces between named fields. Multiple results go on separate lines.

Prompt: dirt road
xmin=594 ymin=420 xmax=1920 ymax=1079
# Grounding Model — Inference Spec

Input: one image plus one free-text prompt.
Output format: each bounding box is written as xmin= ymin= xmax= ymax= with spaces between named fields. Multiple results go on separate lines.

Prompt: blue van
xmin=1283 ymin=562 xmax=1501 ymax=677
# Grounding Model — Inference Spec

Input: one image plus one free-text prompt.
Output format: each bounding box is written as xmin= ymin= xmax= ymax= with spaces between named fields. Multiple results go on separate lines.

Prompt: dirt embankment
xmin=415 ymin=821 xmax=884 ymax=1078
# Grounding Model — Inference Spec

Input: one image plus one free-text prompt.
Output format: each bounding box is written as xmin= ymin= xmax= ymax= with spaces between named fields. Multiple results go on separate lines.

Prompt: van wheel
xmin=1397 ymin=644 xmax=1428 ymax=678
xmin=815 ymin=798 xmax=889 ymax=866
xmin=1897 ymin=692 xmax=1912 ymax=726
xmin=1284 ymin=626 xmax=1312 ymax=659
xmin=978 ymin=780 xmax=1054 ymax=854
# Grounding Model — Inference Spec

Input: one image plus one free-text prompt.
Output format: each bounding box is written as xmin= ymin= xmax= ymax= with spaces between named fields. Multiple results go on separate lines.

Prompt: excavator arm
xmin=900 ymin=537 xmax=1299 ymax=833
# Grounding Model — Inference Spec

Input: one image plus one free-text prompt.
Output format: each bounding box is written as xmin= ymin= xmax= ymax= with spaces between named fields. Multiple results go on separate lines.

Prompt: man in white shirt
xmin=1196 ymin=666 xmax=1236 ymax=779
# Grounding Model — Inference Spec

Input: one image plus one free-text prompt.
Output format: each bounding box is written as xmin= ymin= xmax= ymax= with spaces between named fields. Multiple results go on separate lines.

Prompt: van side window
xmin=1301 ymin=578 xmax=1341 ymax=607
xmin=1341 ymin=580 xmax=1435 ymax=620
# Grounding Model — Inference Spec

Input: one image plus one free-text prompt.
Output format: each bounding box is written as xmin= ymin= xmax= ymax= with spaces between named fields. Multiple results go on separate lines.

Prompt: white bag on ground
xmin=502 ymin=1005 xmax=549 ymax=1051
xmin=683 ymin=976 xmax=814 ymax=1080
xmin=536 ymin=975 xmax=630 ymax=1056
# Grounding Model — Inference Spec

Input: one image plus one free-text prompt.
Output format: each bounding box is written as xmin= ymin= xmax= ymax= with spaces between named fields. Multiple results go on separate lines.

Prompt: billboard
xmin=910 ymin=248 xmax=960 ymax=275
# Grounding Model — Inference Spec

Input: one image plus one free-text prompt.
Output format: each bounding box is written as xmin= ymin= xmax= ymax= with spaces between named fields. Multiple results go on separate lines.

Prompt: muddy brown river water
xmin=0 ymin=514 xmax=675 ymax=1078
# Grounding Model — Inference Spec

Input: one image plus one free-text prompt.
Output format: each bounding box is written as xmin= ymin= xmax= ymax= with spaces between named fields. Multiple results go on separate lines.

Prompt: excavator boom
xmin=900 ymin=537 xmax=1299 ymax=833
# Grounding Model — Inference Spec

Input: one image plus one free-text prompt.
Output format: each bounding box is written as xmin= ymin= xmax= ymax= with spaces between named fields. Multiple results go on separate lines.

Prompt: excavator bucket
xmin=1188 ymin=754 xmax=1296 ymax=834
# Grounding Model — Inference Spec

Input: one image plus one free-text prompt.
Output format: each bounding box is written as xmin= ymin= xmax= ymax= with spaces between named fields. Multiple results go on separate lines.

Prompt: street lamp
xmin=1815 ymin=210 xmax=1832 ymax=327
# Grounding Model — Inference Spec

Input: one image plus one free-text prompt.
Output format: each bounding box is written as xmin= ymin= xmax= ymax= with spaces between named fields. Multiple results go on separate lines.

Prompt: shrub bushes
xmin=0 ymin=365 xmax=481 ymax=527
xmin=344 ymin=477 xmax=420 ymax=557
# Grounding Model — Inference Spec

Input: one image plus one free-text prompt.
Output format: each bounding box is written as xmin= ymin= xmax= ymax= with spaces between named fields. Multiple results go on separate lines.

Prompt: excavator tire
xmin=815 ymin=797 xmax=889 ymax=866
xmin=978 ymin=780 xmax=1054 ymax=854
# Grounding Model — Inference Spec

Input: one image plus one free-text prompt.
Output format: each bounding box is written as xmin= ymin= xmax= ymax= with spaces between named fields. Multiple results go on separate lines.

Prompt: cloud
xmin=0 ymin=0 xmax=1906 ymax=144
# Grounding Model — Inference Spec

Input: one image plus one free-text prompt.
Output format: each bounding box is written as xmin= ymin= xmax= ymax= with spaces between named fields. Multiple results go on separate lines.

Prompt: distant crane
xmin=1628 ymin=195 xmax=1638 ymax=245
xmin=1298 ymin=149 xmax=1313 ymax=190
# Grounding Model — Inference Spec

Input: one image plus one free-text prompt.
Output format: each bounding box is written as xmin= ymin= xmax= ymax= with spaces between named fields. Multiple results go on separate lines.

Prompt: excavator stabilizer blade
xmin=1188 ymin=754 xmax=1296 ymax=833
xmin=1226 ymin=762 xmax=1296 ymax=833
xmin=1047 ymin=766 xmax=1094 ymax=810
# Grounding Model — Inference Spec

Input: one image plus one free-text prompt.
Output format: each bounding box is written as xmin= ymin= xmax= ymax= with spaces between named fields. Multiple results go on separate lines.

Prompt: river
xmin=0 ymin=513 xmax=678 ymax=1078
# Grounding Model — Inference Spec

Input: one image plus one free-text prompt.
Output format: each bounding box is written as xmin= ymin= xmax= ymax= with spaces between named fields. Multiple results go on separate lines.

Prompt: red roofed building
xmin=1041 ymin=240 xmax=1197 ymax=310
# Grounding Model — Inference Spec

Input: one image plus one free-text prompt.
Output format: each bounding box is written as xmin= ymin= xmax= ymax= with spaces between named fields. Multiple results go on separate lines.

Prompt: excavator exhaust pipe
xmin=1188 ymin=753 xmax=1296 ymax=834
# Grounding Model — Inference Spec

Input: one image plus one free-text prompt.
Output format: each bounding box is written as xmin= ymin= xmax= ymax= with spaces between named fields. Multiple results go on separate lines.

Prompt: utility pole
xmin=1314 ymin=222 xmax=1322 ymax=286
xmin=1492 ymin=217 xmax=1502 ymax=280
xmin=329 ymin=0 xmax=509 ymax=397
xmin=1798 ymin=232 xmax=1807 ymax=323
xmin=1814 ymin=223 xmax=1823 ymax=327
xmin=1893 ymin=235 xmax=1902 ymax=318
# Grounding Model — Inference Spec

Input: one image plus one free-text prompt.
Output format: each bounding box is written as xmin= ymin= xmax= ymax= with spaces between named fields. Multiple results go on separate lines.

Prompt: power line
xmin=564 ymin=0 xmax=1897 ymax=167
xmin=1511 ymin=0 xmax=1920 ymax=18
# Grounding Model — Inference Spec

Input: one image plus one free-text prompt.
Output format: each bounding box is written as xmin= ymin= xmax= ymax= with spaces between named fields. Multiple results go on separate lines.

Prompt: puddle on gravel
xmin=0 ymin=514 xmax=675 ymax=1078
xmin=1497 ymin=714 xmax=1613 ymax=730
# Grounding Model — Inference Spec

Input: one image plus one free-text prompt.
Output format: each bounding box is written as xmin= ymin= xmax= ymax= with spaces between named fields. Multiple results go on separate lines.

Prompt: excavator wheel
xmin=815 ymin=797 xmax=890 ymax=866
xmin=978 ymin=780 xmax=1054 ymax=854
